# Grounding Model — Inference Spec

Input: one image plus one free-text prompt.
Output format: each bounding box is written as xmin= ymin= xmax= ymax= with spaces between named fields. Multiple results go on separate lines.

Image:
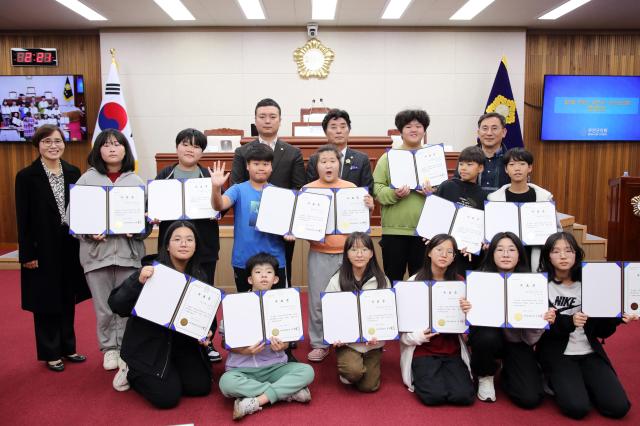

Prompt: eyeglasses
xmin=170 ymin=237 xmax=195 ymax=245
xmin=495 ymin=248 xmax=518 ymax=256
xmin=433 ymin=247 xmax=455 ymax=257
xmin=40 ymin=138 xmax=64 ymax=146
xmin=550 ymin=249 xmax=575 ymax=257
xmin=102 ymin=141 xmax=122 ymax=148
xmin=348 ymin=247 xmax=371 ymax=255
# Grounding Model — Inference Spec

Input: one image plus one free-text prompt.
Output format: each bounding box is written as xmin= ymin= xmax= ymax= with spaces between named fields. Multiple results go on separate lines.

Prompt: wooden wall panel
xmin=0 ymin=32 xmax=100 ymax=244
xmin=525 ymin=32 xmax=640 ymax=239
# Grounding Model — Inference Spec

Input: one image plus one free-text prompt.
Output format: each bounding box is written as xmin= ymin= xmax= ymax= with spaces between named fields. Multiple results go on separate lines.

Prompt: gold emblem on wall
xmin=293 ymin=38 xmax=335 ymax=79
xmin=631 ymin=195 xmax=640 ymax=217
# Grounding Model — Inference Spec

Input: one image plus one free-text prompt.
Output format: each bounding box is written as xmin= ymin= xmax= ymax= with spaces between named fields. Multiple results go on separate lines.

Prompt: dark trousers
xmin=128 ymin=336 xmax=212 ymax=409
xmin=285 ymin=240 xmax=295 ymax=286
xmin=33 ymin=309 xmax=76 ymax=361
xmin=412 ymin=355 xmax=475 ymax=406
xmin=547 ymin=353 xmax=630 ymax=419
xmin=233 ymin=267 xmax=287 ymax=293
xmin=379 ymin=235 xmax=425 ymax=282
xmin=468 ymin=327 xmax=544 ymax=408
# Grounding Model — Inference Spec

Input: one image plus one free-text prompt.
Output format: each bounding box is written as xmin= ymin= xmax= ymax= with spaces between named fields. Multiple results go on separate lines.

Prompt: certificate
xmin=69 ymin=184 xmax=146 ymax=235
xmin=484 ymin=201 xmax=557 ymax=245
xmin=334 ymin=187 xmax=370 ymax=234
xmin=388 ymin=144 xmax=448 ymax=189
xmin=582 ymin=262 xmax=622 ymax=318
xmin=256 ymin=185 xmax=331 ymax=241
xmin=222 ymin=289 xmax=304 ymax=348
xmin=147 ymin=178 xmax=220 ymax=221
xmin=431 ymin=281 xmax=467 ymax=334
xmin=466 ymin=271 xmax=506 ymax=328
xmin=132 ymin=262 xmax=222 ymax=341
xmin=303 ymin=187 xmax=336 ymax=233
xmin=506 ymin=273 xmax=549 ymax=329
xmin=624 ymin=262 xmax=640 ymax=315
xmin=394 ymin=281 xmax=430 ymax=333
xmin=416 ymin=195 xmax=484 ymax=255
xmin=321 ymin=291 xmax=361 ymax=344
xmin=359 ymin=289 xmax=399 ymax=342
xmin=262 ymin=288 xmax=304 ymax=343
xmin=108 ymin=186 xmax=146 ymax=235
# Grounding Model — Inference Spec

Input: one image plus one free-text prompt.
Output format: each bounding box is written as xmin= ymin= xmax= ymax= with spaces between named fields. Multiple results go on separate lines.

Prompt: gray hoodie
xmin=67 ymin=167 xmax=151 ymax=273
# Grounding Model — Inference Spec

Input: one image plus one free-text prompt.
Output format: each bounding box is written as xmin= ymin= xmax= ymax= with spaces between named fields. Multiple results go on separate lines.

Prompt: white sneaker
xmin=339 ymin=375 xmax=352 ymax=385
xmin=285 ymin=387 xmax=312 ymax=403
xmin=103 ymin=350 xmax=119 ymax=371
xmin=477 ymin=375 xmax=496 ymax=402
xmin=112 ymin=363 xmax=130 ymax=392
xmin=117 ymin=353 xmax=127 ymax=370
xmin=233 ymin=397 xmax=262 ymax=420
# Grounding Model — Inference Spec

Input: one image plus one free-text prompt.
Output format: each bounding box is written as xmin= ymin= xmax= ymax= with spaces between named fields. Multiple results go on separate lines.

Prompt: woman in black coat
xmin=15 ymin=125 xmax=91 ymax=372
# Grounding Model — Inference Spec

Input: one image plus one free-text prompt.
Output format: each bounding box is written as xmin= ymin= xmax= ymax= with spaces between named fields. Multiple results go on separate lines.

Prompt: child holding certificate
xmin=218 ymin=253 xmax=314 ymax=420
xmin=325 ymin=232 xmax=391 ymax=392
xmin=153 ymin=128 xmax=222 ymax=362
xmin=487 ymin=148 xmax=558 ymax=271
xmin=303 ymin=145 xmax=375 ymax=362
xmin=108 ymin=221 xmax=213 ymax=408
xmin=72 ymin=129 xmax=151 ymax=372
xmin=467 ymin=232 xmax=555 ymax=406
xmin=537 ymin=232 xmax=636 ymax=419
xmin=400 ymin=234 xmax=474 ymax=406
xmin=210 ymin=144 xmax=290 ymax=292
xmin=373 ymin=109 xmax=431 ymax=282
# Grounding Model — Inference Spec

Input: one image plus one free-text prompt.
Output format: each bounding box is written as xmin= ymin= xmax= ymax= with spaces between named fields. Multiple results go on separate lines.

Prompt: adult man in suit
xmin=230 ymin=98 xmax=305 ymax=287
xmin=306 ymin=108 xmax=374 ymax=193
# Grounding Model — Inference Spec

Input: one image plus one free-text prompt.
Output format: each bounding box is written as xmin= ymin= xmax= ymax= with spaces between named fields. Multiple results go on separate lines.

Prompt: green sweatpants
xmin=219 ymin=362 xmax=315 ymax=404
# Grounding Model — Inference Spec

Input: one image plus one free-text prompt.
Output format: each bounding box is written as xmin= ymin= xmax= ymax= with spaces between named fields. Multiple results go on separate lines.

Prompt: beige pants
xmin=335 ymin=346 xmax=382 ymax=392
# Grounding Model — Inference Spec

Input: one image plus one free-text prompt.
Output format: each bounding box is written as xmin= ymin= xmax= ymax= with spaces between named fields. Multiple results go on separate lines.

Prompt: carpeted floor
xmin=0 ymin=269 xmax=638 ymax=425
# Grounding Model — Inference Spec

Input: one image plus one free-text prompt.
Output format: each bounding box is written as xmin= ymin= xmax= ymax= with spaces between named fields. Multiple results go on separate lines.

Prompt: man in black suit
xmin=230 ymin=98 xmax=305 ymax=287
xmin=306 ymin=108 xmax=373 ymax=193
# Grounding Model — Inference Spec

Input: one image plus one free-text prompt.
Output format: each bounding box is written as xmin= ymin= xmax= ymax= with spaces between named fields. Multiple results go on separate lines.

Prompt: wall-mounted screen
xmin=0 ymin=75 xmax=87 ymax=143
xmin=541 ymin=75 xmax=640 ymax=141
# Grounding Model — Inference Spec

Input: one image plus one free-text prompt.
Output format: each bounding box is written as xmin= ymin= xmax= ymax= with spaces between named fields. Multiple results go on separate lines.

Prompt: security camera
xmin=307 ymin=22 xmax=318 ymax=38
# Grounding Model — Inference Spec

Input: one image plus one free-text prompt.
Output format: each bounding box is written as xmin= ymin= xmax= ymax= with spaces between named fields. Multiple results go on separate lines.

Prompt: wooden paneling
xmin=0 ymin=32 xmax=100 ymax=244
xmin=525 ymin=32 xmax=640 ymax=239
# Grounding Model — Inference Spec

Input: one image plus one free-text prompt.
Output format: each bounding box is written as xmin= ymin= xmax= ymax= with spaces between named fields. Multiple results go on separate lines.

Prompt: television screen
xmin=0 ymin=75 xmax=87 ymax=142
xmin=541 ymin=75 xmax=640 ymax=141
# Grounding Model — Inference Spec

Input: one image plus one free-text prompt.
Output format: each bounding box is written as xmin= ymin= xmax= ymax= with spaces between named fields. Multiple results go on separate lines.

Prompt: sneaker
xmin=307 ymin=347 xmax=329 ymax=362
xmin=207 ymin=344 xmax=222 ymax=363
xmin=117 ymin=353 xmax=127 ymax=370
xmin=477 ymin=375 xmax=496 ymax=402
xmin=103 ymin=350 xmax=119 ymax=371
xmin=112 ymin=363 xmax=130 ymax=392
xmin=285 ymin=387 xmax=311 ymax=403
xmin=339 ymin=375 xmax=352 ymax=385
xmin=232 ymin=397 xmax=262 ymax=420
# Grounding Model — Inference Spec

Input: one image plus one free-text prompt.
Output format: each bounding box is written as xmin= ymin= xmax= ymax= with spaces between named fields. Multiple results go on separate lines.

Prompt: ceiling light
xmin=539 ymin=0 xmax=592 ymax=20
xmin=237 ymin=0 xmax=266 ymax=20
xmin=450 ymin=0 xmax=495 ymax=20
xmin=381 ymin=0 xmax=412 ymax=20
xmin=55 ymin=0 xmax=107 ymax=21
xmin=153 ymin=0 xmax=195 ymax=21
xmin=312 ymin=0 xmax=337 ymax=20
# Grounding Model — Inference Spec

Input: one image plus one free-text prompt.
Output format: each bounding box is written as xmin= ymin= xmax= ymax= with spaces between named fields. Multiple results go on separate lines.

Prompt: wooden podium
xmin=607 ymin=176 xmax=640 ymax=260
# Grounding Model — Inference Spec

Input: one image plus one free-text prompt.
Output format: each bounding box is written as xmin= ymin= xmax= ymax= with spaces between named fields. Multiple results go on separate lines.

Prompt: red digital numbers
xmin=13 ymin=49 xmax=55 ymax=65
xmin=16 ymin=52 xmax=24 ymax=62
xmin=24 ymin=51 xmax=33 ymax=62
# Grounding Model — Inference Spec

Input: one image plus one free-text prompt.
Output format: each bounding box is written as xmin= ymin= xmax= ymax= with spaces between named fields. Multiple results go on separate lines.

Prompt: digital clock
xmin=11 ymin=48 xmax=58 ymax=67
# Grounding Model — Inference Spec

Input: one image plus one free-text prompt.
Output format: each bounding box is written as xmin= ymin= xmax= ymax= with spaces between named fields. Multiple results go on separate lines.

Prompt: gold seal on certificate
xmin=437 ymin=319 xmax=446 ymax=327
xmin=368 ymin=327 xmax=376 ymax=335
xmin=271 ymin=328 xmax=280 ymax=337
xmin=632 ymin=302 xmax=639 ymax=310
xmin=114 ymin=221 xmax=123 ymax=229
xmin=180 ymin=318 xmax=188 ymax=326
xmin=514 ymin=312 xmax=523 ymax=322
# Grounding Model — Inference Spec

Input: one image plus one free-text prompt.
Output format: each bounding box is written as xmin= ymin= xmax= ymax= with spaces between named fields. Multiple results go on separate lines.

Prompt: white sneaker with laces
xmin=477 ymin=375 xmax=496 ymax=402
xmin=112 ymin=363 xmax=130 ymax=392
xmin=103 ymin=350 xmax=119 ymax=371
xmin=285 ymin=387 xmax=312 ymax=403
xmin=233 ymin=397 xmax=262 ymax=420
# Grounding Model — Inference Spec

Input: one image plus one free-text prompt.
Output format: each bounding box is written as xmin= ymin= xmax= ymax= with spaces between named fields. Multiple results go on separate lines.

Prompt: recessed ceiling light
xmin=312 ymin=0 xmax=338 ymax=20
xmin=153 ymin=0 xmax=195 ymax=21
xmin=539 ymin=0 xmax=592 ymax=20
xmin=450 ymin=0 xmax=495 ymax=20
xmin=55 ymin=0 xmax=107 ymax=21
xmin=381 ymin=0 xmax=413 ymax=20
xmin=237 ymin=0 xmax=266 ymax=20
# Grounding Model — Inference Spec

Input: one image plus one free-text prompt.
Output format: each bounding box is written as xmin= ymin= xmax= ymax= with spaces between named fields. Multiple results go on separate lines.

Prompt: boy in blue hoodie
xmin=218 ymin=253 xmax=315 ymax=420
